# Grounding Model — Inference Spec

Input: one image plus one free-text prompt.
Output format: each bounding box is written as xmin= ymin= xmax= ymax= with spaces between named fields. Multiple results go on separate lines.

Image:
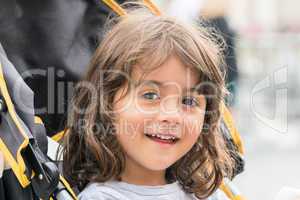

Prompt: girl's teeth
xmin=150 ymin=134 xmax=176 ymax=140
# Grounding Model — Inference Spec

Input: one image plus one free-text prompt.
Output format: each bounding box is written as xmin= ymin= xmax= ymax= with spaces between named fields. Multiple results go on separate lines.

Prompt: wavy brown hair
xmin=62 ymin=4 xmax=233 ymax=199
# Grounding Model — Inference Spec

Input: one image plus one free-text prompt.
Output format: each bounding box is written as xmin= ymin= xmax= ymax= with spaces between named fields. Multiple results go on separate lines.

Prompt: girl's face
xmin=113 ymin=55 xmax=206 ymax=182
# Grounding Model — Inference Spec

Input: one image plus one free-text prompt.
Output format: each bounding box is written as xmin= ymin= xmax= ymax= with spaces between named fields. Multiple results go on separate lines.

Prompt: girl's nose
xmin=156 ymin=97 xmax=182 ymax=125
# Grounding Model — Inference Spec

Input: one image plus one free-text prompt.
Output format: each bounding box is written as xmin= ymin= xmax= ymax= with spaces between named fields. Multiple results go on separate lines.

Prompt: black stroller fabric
xmin=0 ymin=0 xmax=125 ymax=136
xmin=0 ymin=1 xmax=123 ymax=199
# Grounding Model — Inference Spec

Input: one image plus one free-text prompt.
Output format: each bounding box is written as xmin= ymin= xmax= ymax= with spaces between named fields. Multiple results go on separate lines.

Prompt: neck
xmin=120 ymin=156 xmax=167 ymax=186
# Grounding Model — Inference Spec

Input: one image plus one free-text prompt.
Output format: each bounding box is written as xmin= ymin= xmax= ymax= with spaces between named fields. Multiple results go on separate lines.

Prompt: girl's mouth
xmin=145 ymin=133 xmax=179 ymax=144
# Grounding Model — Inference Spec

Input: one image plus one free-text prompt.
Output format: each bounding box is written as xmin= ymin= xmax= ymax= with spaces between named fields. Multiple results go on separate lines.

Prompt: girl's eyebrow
xmin=136 ymin=80 xmax=162 ymax=87
xmin=135 ymin=80 xmax=198 ymax=93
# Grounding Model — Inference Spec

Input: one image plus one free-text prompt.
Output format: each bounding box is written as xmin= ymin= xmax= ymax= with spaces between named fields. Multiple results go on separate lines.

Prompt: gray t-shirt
xmin=78 ymin=181 xmax=229 ymax=200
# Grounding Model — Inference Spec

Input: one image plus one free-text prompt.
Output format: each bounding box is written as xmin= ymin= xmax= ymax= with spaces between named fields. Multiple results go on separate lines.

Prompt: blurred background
xmin=153 ymin=0 xmax=300 ymax=199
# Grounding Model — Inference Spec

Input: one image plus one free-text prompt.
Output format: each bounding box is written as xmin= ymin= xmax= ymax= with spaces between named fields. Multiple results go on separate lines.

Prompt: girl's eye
xmin=182 ymin=96 xmax=199 ymax=107
xmin=142 ymin=92 xmax=160 ymax=100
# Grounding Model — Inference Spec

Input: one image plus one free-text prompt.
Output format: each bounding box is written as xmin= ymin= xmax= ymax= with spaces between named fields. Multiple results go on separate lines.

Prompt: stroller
xmin=0 ymin=0 xmax=245 ymax=199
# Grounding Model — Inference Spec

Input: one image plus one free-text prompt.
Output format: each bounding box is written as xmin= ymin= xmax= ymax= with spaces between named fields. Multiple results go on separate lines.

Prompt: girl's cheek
xmin=183 ymin=116 xmax=204 ymax=136
xmin=134 ymin=99 xmax=160 ymax=115
xmin=122 ymin=119 xmax=145 ymax=139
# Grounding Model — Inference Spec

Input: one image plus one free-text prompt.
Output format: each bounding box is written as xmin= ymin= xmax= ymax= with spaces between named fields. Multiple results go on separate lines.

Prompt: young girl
xmin=62 ymin=4 xmax=233 ymax=200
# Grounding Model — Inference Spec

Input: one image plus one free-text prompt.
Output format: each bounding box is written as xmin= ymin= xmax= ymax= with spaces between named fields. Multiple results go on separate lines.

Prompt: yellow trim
xmin=102 ymin=0 xmax=127 ymax=16
xmin=60 ymin=175 xmax=78 ymax=200
xmin=34 ymin=116 xmax=44 ymax=125
xmin=0 ymin=140 xmax=30 ymax=187
xmin=220 ymin=181 xmax=235 ymax=199
xmin=0 ymin=62 xmax=30 ymax=187
xmin=234 ymin=196 xmax=246 ymax=200
xmin=221 ymin=103 xmax=244 ymax=155
xmin=143 ymin=0 xmax=161 ymax=15
xmin=220 ymin=181 xmax=246 ymax=200
xmin=51 ymin=129 xmax=68 ymax=142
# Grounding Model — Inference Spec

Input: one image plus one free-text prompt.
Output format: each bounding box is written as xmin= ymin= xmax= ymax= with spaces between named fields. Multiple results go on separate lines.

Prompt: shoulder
xmin=78 ymin=182 xmax=131 ymax=200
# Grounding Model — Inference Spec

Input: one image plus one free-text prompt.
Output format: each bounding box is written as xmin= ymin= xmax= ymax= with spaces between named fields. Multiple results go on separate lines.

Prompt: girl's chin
xmin=144 ymin=162 xmax=174 ymax=171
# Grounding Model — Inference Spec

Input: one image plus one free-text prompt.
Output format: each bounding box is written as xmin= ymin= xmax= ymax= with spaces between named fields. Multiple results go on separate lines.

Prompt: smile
xmin=145 ymin=133 xmax=180 ymax=144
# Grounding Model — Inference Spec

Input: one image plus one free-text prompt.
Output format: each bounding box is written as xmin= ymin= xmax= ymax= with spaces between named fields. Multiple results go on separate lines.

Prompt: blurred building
xmin=229 ymin=0 xmax=300 ymax=32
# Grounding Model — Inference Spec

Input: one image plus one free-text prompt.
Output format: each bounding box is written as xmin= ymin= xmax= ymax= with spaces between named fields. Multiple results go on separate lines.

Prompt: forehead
xmin=131 ymin=56 xmax=200 ymax=90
